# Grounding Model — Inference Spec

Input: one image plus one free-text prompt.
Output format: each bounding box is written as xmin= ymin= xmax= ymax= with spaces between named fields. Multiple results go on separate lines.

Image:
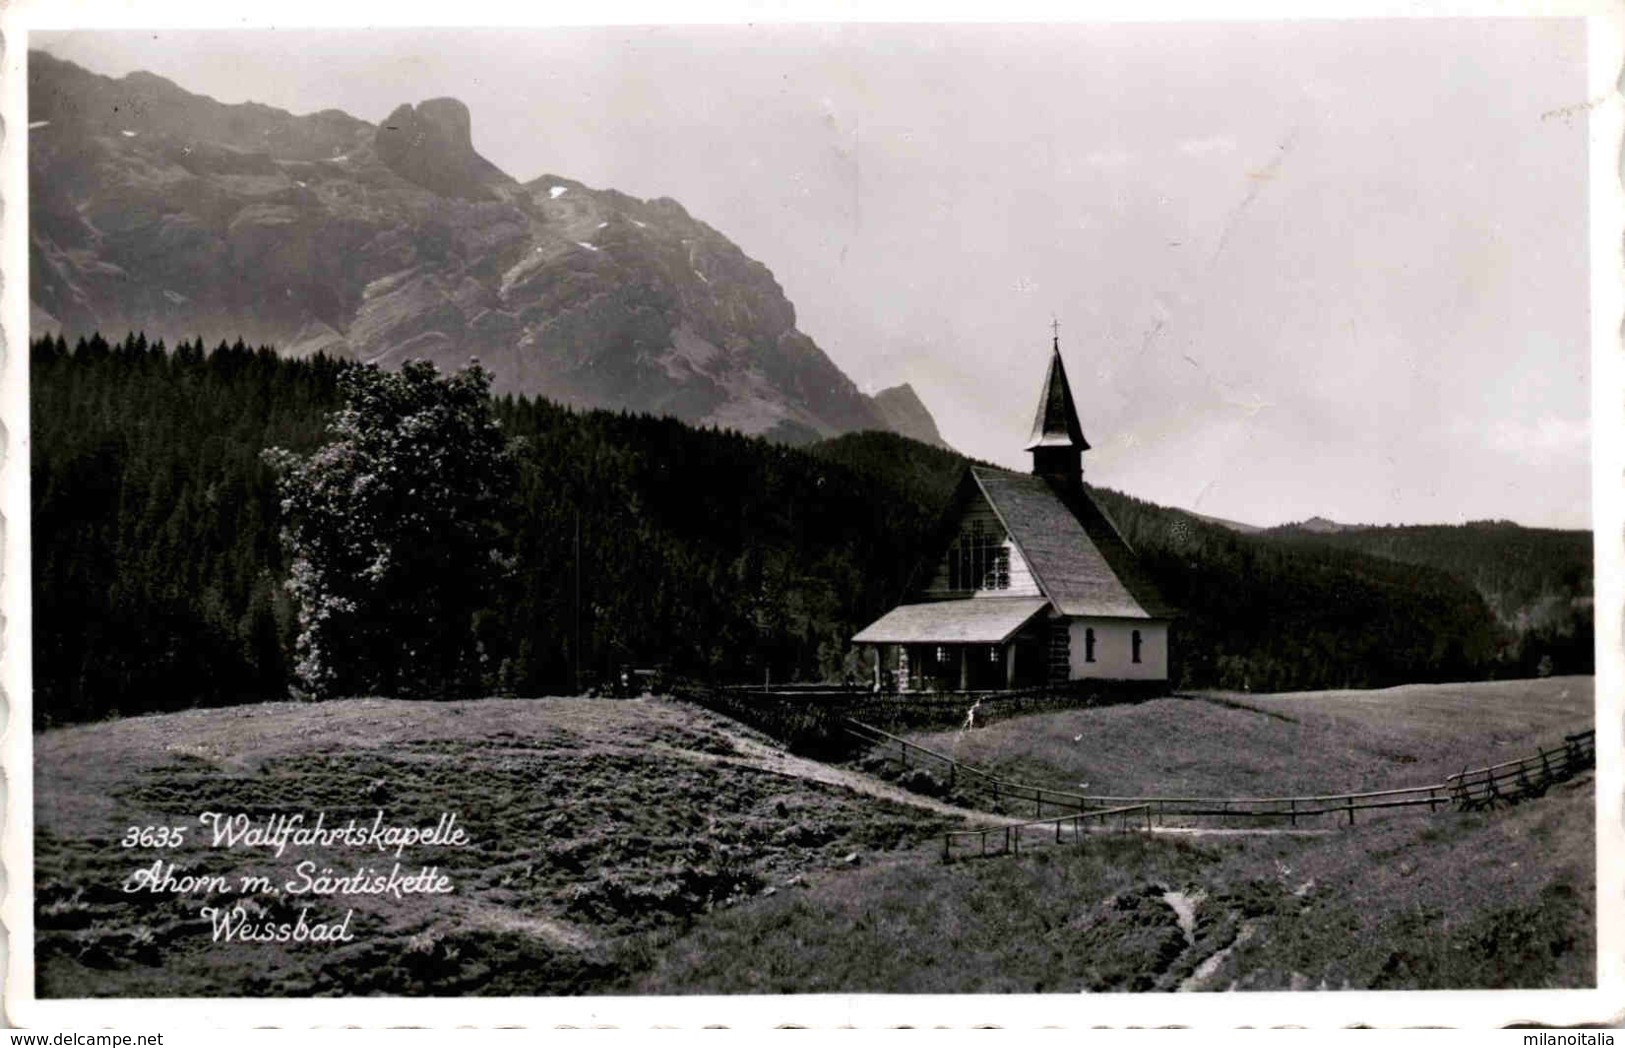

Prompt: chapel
xmin=852 ymin=338 xmax=1175 ymax=691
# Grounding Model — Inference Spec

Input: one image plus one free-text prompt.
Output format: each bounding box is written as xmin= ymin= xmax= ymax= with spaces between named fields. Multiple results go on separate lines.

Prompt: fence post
xmin=1427 ymin=787 xmax=1437 ymax=813
xmin=949 ymin=763 xmax=956 ymax=790
xmin=1289 ymin=798 xmax=1297 ymax=827
xmin=943 ymin=834 xmax=950 ymax=863
xmin=1346 ymin=797 xmax=1355 ymax=826
xmin=1055 ymin=818 xmax=1061 ymax=843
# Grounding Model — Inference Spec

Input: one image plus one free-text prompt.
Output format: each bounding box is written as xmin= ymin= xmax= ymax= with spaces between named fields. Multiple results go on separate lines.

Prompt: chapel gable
xmin=919 ymin=492 xmax=1042 ymax=599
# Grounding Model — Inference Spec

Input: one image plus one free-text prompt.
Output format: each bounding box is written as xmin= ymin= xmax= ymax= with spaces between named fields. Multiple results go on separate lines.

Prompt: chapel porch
xmin=852 ymin=597 xmax=1056 ymax=693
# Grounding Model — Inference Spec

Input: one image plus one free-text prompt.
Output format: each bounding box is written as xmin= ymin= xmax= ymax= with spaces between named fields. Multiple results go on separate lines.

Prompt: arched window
xmin=1085 ymin=628 xmax=1096 ymax=663
xmin=1132 ymin=630 xmax=1143 ymax=664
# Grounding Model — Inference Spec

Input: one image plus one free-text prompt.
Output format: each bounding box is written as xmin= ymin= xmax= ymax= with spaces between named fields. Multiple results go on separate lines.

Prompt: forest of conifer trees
xmin=30 ymin=333 xmax=1594 ymax=726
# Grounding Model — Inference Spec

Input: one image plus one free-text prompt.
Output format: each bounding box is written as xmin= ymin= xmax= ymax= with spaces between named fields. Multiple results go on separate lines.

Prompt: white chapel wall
xmin=1068 ymin=619 xmax=1168 ymax=680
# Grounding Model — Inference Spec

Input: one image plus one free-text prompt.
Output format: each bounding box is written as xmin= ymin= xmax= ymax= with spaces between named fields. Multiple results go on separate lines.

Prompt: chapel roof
xmin=968 ymin=466 xmax=1176 ymax=620
xmin=851 ymin=596 xmax=1050 ymax=644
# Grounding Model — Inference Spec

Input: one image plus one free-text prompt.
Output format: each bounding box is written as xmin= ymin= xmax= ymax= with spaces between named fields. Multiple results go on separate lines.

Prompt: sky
xmin=31 ymin=19 xmax=1597 ymax=529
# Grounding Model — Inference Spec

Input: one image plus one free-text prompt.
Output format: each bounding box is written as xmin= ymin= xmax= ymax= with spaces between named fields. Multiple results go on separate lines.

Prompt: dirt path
xmin=674 ymin=732 xmax=1020 ymax=828
xmin=1151 ymin=827 xmax=1332 ymax=839
xmin=457 ymin=898 xmax=597 ymax=950
xmin=1162 ymin=888 xmax=1203 ymax=945
xmin=1179 ymin=922 xmax=1258 ymax=992
xmin=658 ymin=732 xmax=1334 ymax=837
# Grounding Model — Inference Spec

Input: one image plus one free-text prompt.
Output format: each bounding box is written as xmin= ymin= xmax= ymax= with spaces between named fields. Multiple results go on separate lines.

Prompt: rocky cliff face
xmin=869 ymin=384 xmax=950 ymax=449
xmin=28 ymin=51 xmax=944 ymax=444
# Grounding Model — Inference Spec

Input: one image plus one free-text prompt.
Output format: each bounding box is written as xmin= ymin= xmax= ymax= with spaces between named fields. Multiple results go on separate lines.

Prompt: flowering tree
xmin=265 ymin=360 xmax=516 ymax=699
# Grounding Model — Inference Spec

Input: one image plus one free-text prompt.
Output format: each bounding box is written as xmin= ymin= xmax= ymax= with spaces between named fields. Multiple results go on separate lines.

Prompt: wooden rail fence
xmin=1446 ymin=730 xmax=1595 ymax=809
xmin=942 ymin=804 xmax=1152 ymax=862
xmin=841 ymin=719 xmax=1598 ymax=859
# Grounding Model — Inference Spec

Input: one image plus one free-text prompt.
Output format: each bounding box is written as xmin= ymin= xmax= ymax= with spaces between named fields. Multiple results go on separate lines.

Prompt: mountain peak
xmin=29 ymin=51 xmax=948 ymax=449
xmin=870 ymin=383 xmax=950 ymax=449
xmin=1300 ymin=515 xmax=1353 ymax=533
xmin=374 ymin=98 xmax=511 ymax=200
xmin=411 ymin=97 xmax=475 ymax=146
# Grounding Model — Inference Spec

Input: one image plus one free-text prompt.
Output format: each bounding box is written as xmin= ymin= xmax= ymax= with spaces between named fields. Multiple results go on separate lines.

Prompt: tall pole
xmin=573 ymin=511 xmax=581 ymax=695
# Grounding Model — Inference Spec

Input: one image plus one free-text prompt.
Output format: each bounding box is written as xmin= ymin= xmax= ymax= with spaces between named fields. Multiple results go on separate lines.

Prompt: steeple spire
xmin=1025 ymin=333 xmax=1090 ymax=486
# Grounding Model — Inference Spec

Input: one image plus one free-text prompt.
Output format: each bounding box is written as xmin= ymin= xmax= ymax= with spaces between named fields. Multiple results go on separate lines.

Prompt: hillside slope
xmin=644 ymin=767 xmax=1594 ymax=993
xmin=908 ymin=676 xmax=1594 ymax=798
xmin=33 ymin=697 xmax=963 ymax=996
xmin=27 ymin=51 xmax=939 ymax=444
xmin=35 ymin=684 xmax=1595 ymax=996
xmin=1087 ymin=485 xmax=1590 ymax=688
xmin=648 ymin=676 xmax=1594 ymax=994
xmin=1263 ymin=521 xmax=1593 ymax=675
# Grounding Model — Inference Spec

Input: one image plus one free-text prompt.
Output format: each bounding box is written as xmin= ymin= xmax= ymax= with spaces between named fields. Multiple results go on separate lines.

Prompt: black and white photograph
xmin=4 ymin=2 xmax=1622 ymax=1029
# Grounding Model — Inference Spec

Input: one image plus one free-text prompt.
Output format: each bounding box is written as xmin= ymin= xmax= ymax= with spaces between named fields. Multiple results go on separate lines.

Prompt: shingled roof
xmin=851 ymin=597 xmax=1050 ymax=644
xmin=969 ymin=466 xmax=1176 ymax=620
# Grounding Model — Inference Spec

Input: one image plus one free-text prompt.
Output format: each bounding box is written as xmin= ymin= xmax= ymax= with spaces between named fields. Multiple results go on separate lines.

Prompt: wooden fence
xmin=844 ymin=718 xmax=1089 ymax=815
xmin=942 ymin=804 xmax=1152 ymax=862
xmin=1446 ymin=730 xmax=1595 ymax=809
xmin=843 ymin=718 xmax=1598 ymax=854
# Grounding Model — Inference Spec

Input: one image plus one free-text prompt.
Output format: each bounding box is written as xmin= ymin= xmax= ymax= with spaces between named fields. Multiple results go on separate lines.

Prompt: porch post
xmin=958 ymin=645 xmax=969 ymax=691
xmin=1005 ymin=643 xmax=1017 ymax=689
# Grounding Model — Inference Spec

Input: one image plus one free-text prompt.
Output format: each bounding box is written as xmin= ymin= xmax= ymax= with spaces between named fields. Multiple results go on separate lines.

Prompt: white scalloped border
xmin=0 ymin=0 xmax=1619 ymax=1030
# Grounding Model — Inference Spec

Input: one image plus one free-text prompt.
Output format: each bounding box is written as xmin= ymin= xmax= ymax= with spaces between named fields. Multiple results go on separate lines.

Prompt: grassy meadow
xmin=33 ymin=677 xmax=1596 ymax=995
xmin=33 ymin=698 xmax=963 ymax=996
xmin=905 ymin=677 xmax=1594 ymax=797
xmin=642 ymin=766 xmax=1594 ymax=992
xmin=645 ymin=676 xmax=1596 ymax=992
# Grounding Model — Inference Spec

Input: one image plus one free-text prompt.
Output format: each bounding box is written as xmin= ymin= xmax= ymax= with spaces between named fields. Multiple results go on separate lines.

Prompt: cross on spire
xmin=1050 ymin=316 xmax=1061 ymax=349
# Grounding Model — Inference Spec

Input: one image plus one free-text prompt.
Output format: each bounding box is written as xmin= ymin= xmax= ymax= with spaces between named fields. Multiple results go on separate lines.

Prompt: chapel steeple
xmin=1025 ymin=332 xmax=1090 ymax=487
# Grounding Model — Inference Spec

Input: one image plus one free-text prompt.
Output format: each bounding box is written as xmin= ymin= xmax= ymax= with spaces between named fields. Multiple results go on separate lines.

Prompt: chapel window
xmin=948 ymin=523 xmax=1011 ymax=592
